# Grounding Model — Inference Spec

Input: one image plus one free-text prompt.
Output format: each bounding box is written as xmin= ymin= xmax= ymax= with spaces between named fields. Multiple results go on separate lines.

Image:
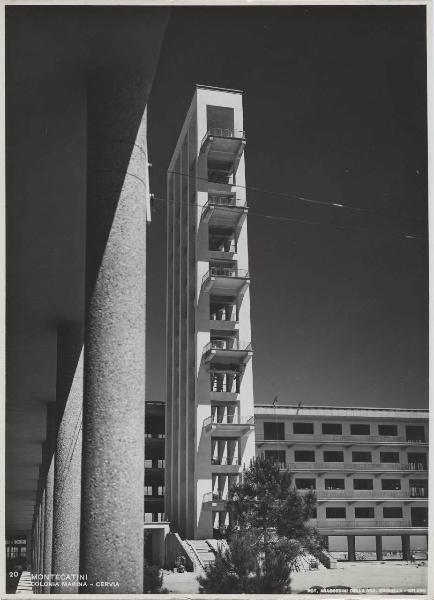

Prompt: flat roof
xmin=254 ymin=405 xmax=428 ymax=419
xmin=196 ymin=83 xmax=243 ymax=94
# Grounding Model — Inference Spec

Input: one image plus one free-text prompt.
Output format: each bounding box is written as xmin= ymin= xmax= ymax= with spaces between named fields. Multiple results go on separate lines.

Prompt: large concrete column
xmin=42 ymin=404 xmax=56 ymax=592
xmin=347 ymin=535 xmax=356 ymax=561
xmin=375 ymin=535 xmax=383 ymax=561
xmin=52 ymin=325 xmax=83 ymax=593
xmin=80 ymin=71 xmax=149 ymax=592
xmin=402 ymin=534 xmax=411 ymax=561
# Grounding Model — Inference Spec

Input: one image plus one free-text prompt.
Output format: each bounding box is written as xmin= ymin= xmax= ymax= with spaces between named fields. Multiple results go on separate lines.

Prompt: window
xmin=295 ymin=478 xmax=316 ymax=490
xmin=264 ymin=422 xmax=285 ymax=440
xmin=157 ymin=486 xmax=165 ymax=496
xmin=381 ymin=479 xmax=401 ymax=491
xmin=325 ymin=479 xmax=345 ymax=490
xmin=350 ymin=424 xmax=370 ymax=435
xmin=207 ymin=105 xmax=235 ymax=131
xmin=383 ymin=507 xmax=403 ymax=519
xmin=265 ymin=450 xmax=286 ymax=467
xmin=326 ymin=507 xmax=346 ymax=519
xmin=352 ymin=451 xmax=372 ymax=463
xmin=144 ymin=486 xmax=153 ymax=496
xmin=293 ymin=422 xmax=314 ymax=434
xmin=411 ymin=507 xmax=428 ymax=526
xmin=323 ymin=451 xmax=344 ymax=462
xmin=378 ymin=424 xmax=398 ymax=436
xmin=294 ymin=450 xmax=315 ymax=462
xmin=380 ymin=452 xmax=400 ymax=463
xmin=406 ymin=425 xmax=425 ymax=442
xmin=355 ymin=506 xmax=375 ymax=519
xmin=353 ymin=479 xmax=373 ymax=490
xmin=407 ymin=453 xmax=427 ymax=470
xmin=322 ymin=423 xmax=342 ymax=435
xmin=409 ymin=479 xmax=428 ymax=497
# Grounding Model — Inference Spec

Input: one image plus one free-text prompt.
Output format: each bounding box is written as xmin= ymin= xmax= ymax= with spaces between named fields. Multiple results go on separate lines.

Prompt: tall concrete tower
xmin=166 ymin=85 xmax=255 ymax=540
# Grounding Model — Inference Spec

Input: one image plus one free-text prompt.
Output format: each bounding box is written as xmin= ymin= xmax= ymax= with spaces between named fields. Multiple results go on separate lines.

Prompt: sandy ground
xmin=162 ymin=561 xmax=428 ymax=595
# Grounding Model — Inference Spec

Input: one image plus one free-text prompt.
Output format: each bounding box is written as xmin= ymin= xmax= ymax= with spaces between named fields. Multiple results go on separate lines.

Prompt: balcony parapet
xmin=202 ymin=267 xmax=250 ymax=297
xmin=315 ymin=519 xmax=416 ymax=529
xmin=211 ymin=457 xmax=242 ymax=466
xmin=203 ymin=415 xmax=254 ymax=437
xmin=280 ymin=462 xmax=428 ymax=472
xmin=203 ymin=339 xmax=253 ymax=365
xmin=201 ymin=194 xmax=248 ymax=229
xmin=299 ymin=490 xmax=428 ymax=500
xmin=256 ymin=433 xmax=428 ymax=446
xmin=203 ymin=491 xmax=228 ymax=504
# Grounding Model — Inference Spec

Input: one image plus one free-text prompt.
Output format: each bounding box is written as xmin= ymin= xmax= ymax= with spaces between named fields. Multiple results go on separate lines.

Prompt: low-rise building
xmin=254 ymin=404 xmax=428 ymax=559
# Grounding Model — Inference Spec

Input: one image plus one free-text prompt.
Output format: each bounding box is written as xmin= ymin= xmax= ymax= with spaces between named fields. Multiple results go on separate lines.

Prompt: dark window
xmin=411 ymin=507 xmax=428 ymax=527
xmin=406 ymin=425 xmax=425 ymax=442
xmin=264 ymin=450 xmax=286 ymax=466
xmin=322 ymin=423 xmax=342 ymax=435
xmin=378 ymin=424 xmax=398 ymax=436
xmin=355 ymin=506 xmax=375 ymax=519
xmin=326 ymin=507 xmax=346 ymax=519
xmin=295 ymin=478 xmax=316 ymax=490
xmin=350 ymin=424 xmax=370 ymax=435
xmin=380 ymin=452 xmax=400 ymax=464
xmin=264 ymin=422 xmax=285 ymax=440
xmin=383 ymin=507 xmax=403 ymax=519
xmin=409 ymin=479 xmax=428 ymax=497
xmin=294 ymin=450 xmax=316 ymax=462
xmin=323 ymin=451 xmax=344 ymax=462
xmin=293 ymin=422 xmax=314 ymax=434
xmin=353 ymin=479 xmax=374 ymax=490
xmin=352 ymin=451 xmax=372 ymax=463
xmin=381 ymin=479 xmax=401 ymax=491
xmin=207 ymin=105 xmax=235 ymax=131
xmin=325 ymin=479 xmax=345 ymax=490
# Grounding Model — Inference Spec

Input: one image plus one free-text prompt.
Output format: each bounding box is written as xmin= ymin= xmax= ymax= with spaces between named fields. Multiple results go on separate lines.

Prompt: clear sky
xmin=146 ymin=5 xmax=428 ymax=409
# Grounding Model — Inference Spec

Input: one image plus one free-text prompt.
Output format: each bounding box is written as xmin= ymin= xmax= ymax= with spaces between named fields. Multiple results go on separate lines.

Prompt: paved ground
xmin=291 ymin=561 xmax=428 ymax=594
xmin=162 ymin=561 xmax=428 ymax=595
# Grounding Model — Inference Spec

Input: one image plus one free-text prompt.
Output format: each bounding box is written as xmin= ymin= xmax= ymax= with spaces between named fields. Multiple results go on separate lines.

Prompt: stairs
xmin=185 ymin=539 xmax=217 ymax=571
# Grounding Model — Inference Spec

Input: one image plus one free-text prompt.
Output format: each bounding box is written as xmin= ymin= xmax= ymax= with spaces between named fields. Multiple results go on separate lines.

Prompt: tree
xmin=198 ymin=455 xmax=322 ymax=593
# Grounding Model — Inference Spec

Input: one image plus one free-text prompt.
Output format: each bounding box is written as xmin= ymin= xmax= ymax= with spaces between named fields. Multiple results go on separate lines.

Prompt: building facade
xmin=255 ymin=405 xmax=428 ymax=559
xmin=166 ymin=85 xmax=256 ymax=540
xmin=145 ymin=401 xmax=166 ymax=524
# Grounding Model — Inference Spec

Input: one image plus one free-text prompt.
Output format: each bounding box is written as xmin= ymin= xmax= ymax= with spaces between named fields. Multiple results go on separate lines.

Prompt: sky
xmin=146 ymin=5 xmax=428 ymax=409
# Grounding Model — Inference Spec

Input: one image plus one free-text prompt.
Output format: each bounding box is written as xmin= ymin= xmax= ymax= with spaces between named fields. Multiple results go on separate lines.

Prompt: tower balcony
xmin=202 ymin=194 xmax=248 ymax=231
xmin=203 ymin=415 xmax=254 ymax=437
xmin=200 ymin=128 xmax=246 ymax=173
xmin=202 ymin=267 xmax=250 ymax=297
xmin=203 ymin=339 xmax=253 ymax=365
xmin=203 ymin=490 xmax=228 ymax=508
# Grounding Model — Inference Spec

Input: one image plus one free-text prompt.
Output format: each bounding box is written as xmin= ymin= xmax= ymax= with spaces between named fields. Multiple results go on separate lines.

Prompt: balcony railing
xmin=211 ymin=457 xmax=242 ymax=466
xmin=202 ymin=128 xmax=246 ymax=144
xmin=204 ymin=339 xmax=252 ymax=352
xmin=256 ymin=433 xmax=428 ymax=445
xmin=203 ymin=491 xmax=228 ymax=503
xmin=204 ymin=415 xmax=254 ymax=428
xmin=144 ymin=513 xmax=169 ymax=523
xmin=307 ymin=490 xmax=427 ymax=500
xmin=208 ymin=194 xmax=237 ymax=207
xmin=202 ymin=267 xmax=250 ymax=287
xmin=280 ymin=462 xmax=427 ymax=471
xmin=315 ymin=519 xmax=413 ymax=529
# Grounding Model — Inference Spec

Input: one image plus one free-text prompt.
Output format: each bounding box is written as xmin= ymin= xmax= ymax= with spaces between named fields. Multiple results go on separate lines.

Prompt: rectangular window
xmin=264 ymin=450 xmax=286 ymax=467
xmin=353 ymin=479 xmax=374 ymax=490
xmin=409 ymin=479 xmax=428 ymax=497
xmin=325 ymin=479 xmax=345 ymax=490
xmin=406 ymin=425 xmax=425 ymax=442
xmin=378 ymin=424 xmax=398 ymax=436
xmin=383 ymin=506 xmax=403 ymax=519
xmin=323 ymin=451 xmax=344 ymax=462
xmin=407 ymin=453 xmax=427 ymax=469
xmin=207 ymin=105 xmax=235 ymax=132
xmin=380 ymin=452 xmax=400 ymax=463
xmin=293 ymin=422 xmax=314 ymax=434
xmin=350 ymin=424 xmax=370 ymax=435
xmin=322 ymin=423 xmax=342 ymax=435
xmin=295 ymin=478 xmax=316 ymax=490
xmin=355 ymin=506 xmax=375 ymax=519
xmin=144 ymin=486 xmax=153 ymax=496
xmin=294 ymin=450 xmax=316 ymax=462
xmin=158 ymin=486 xmax=165 ymax=496
xmin=381 ymin=479 xmax=401 ymax=491
xmin=352 ymin=451 xmax=372 ymax=463
xmin=264 ymin=422 xmax=285 ymax=440
xmin=326 ymin=507 xmax=346 ymax=519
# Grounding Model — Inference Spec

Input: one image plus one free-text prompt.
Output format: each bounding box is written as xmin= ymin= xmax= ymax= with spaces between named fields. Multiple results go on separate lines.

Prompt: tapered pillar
xmin=80 ymin=71 xmax=149 ymax=592
xmin=52 ymin=326 xmax=83 ymax=593
xmin=375 ymin=535 xmax=383 ymax=561
xmin=42 ymin=404 xmax=56 ymax=593
xmin=402 ymin=534 xmax=411 ymax=560
xmin=347 ymin=535 xmax=356 ymax=561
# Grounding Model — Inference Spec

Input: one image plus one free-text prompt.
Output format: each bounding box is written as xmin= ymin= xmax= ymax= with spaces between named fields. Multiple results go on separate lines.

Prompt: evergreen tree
xmin=198 ymin=455 xmax=322 ymax=593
